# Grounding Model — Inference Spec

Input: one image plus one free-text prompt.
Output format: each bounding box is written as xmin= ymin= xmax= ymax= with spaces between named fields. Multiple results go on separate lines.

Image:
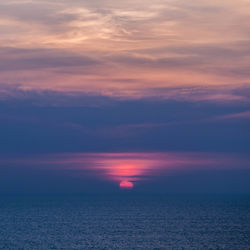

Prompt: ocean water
xmin=0 ymin=194 xmax=249 ymax=249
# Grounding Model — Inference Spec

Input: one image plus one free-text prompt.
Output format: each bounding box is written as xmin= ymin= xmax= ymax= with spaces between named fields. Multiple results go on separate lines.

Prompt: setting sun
xmin=119 ymin=181 xmax=134 ymax=189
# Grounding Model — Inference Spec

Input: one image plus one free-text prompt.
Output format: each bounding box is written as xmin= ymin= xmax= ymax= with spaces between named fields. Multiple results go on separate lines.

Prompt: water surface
xmin=0 ymin=194 xmax=249 ymax=249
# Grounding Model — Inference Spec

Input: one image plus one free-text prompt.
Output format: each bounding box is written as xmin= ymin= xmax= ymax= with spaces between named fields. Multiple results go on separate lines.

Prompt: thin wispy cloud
xmin=0 ymin=0 xmax=250 ymax=98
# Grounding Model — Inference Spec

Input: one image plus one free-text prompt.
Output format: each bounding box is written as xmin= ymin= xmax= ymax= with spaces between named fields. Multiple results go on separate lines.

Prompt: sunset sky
xmin=0 ymin=0 xmax=250 ymax=193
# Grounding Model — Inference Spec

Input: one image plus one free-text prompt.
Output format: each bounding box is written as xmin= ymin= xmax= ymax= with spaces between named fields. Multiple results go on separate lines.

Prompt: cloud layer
xmin=1 ymin=152 xmax=250 ymax=193
xmin=0 ymin=0 xmax=250 ymax=97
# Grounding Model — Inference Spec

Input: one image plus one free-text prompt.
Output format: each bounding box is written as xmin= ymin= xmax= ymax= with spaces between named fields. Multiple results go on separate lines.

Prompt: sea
xmin=0 ymin=194 xmax=249 ymax=249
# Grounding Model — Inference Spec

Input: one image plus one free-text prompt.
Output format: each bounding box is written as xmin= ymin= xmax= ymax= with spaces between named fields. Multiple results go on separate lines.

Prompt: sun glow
xmin=103 ymin=163 xmax=145 ymax=189
xmin=7 ymin=152 xmax=245 ymax=190
xmin=60 ymin=152 xmax=221 ymax=189
xmin=119 ymin=181 xmax=134 ymax=189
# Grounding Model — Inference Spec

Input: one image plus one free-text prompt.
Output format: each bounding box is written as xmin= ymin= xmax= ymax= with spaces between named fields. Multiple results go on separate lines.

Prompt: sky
xmin=0 ymin=0 xmax=250 ymax=193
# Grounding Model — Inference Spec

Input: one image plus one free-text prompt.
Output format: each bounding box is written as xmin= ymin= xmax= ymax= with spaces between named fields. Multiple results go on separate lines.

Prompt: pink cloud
xmin=1 ymin=152 xmax=249 ymax=188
